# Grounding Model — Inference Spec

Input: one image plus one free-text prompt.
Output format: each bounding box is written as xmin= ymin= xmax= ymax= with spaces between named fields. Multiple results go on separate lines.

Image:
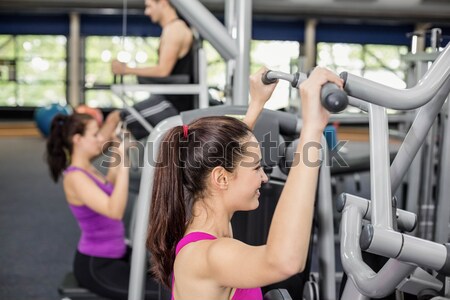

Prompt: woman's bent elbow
xmin=269 ymin=257 xmax=305 ymax=279
xmin=280 ymin=260 xmax=305 ymax=277
xmin=108 ymin=211 xmax=124 ymax=220
xmin=277 ymin=253 xmax=308 ymax=277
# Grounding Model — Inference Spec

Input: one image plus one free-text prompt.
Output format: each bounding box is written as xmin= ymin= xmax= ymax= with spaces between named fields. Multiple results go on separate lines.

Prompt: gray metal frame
xmin=340 ymin=42 xmax=450 ymax=298
xmin=342 ymin=44 xmax=450 ymax=110
xmin=128 ymin=115 xmax=182 ymax=300
xmin=435 ymin=99 xmax=450 ymax=244
xmin=224 ymin=0 xmax=237 ymax=104
xmin=317 ymin=137 xmax=337 ymax=300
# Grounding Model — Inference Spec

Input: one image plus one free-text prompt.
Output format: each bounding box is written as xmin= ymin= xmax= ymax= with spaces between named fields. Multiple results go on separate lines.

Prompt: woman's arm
xmin=243 ymin=67 xmax=278 ymax=130
xmin=105 ymin=135 xmax=127 ymax=184
xmin=201 ymin=67 xmax=343 ymax=288
xmin=264 ymin=67 xmax=341 ymax=272
xmin=65 ymin=142 xmax=129 ymax=220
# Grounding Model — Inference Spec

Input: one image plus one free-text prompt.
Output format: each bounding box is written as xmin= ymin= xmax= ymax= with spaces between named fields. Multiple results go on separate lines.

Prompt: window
xmin=250 ymin=40 xmax=300 ymax=110
xmin=199 ymin=40 xmax=301 ymax=110
xmin=317 ymin=43 xmax=409 ymax=113
xmin=0 ymin=35 xmax=67 ymax=107
xmin=84 ymin=36 xmax=160 ymax=108
xmin=83 ymin=37 xmax=300 ymax=110
xmin=203 ymin=40 xmax=226 ymax=100
xmin=317 ymin=43 xmax=408 ymax=89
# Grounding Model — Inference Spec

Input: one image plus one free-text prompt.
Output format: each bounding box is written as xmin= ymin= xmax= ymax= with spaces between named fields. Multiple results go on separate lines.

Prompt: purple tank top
xmin=172 ymin=232 xmax=263 ymax=300
xmin=64 ymin=166 xmax=126 ymax=258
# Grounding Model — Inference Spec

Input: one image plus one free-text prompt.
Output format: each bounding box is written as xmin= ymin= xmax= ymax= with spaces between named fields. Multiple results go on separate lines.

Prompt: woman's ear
xmin=210 ymin=166 xmax=229 ymax=190
xmin=72 ymin=133 xmax=81 ymax=146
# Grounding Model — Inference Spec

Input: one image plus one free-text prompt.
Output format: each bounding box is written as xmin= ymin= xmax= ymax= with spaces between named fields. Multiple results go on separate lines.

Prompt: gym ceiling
xmin=0 ymin=0 xmax=449 ymax=23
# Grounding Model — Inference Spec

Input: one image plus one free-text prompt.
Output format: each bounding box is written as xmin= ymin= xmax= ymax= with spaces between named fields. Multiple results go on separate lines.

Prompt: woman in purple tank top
xmin=147 ymin=67 xmax=344 ymax=299
xmin=46 ymin=113 xmax=159 ymax=300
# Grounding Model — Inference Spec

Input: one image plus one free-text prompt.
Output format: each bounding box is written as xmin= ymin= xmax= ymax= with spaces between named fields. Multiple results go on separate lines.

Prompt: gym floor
xmin=0 ymin=136 xmax=79 ymax=300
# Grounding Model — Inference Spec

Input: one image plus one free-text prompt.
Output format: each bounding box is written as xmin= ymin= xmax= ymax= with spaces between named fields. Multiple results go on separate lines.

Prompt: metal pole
xmin=224 ymin=0 xmax=237 ymax=104
xmin=69 ymin=12 xmax=80 ymax=107
xmin=303 ymin=19 xmax=317 ymax=72
xmin=340 ymin=204 xmax=416 ymax=297
xmin=128 ymin=116 xmax=182 ymax=300
xmin=198 ymin=48 xmax=209 ymax=108
xmin=127 ymin=139 xmax=156 ymax=300
xmin=434 ymin=98 xmax=450 ymax=243
xmin=369 ymin=104 xmax=393 ymax=229
xmin=170 ymin=0 xmax=238 ymax=61
xmin=341 ymin=278 xmax=370 ymax=300
xmin=317 ymin=136 xmax=336 ymax=300
xmin=419 ymin=120 xmax=437 ymax=239
xmin=232 ymin=0 xmax=252 ymax=106
xmin=431 ymin=28 xmax=442 ymax=51
xmin=413 ymin=23 xmax=430 ymax=55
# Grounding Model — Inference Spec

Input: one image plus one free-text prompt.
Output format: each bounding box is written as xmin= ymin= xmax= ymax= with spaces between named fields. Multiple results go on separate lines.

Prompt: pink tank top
xmin=172 ymin=232 xmax=263 ymax=300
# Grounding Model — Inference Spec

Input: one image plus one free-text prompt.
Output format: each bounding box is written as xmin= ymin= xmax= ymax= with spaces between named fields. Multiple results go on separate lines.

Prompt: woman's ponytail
xmin=146 ymin=116 xmax=252 ymax=289
xmin=46 ymin=114 xmax=70 ymax=182
xmin=147 ymin=126 xmax=187 ymax=288
xmin=45 ymin=113 xmax=94 ymax=182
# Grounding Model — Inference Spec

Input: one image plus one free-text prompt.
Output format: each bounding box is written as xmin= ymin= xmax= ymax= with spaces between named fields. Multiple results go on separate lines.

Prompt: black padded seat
xmin=263 ymin=289 xmax=293 ymax=300
xmin=58 ymin=272 xmax=108 ymax=300
xmin=137 ymin=74 xmax=190 ymax=85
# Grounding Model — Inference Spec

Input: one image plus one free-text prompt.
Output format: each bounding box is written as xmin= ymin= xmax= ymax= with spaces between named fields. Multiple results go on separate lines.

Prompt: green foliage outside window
xmin=85 ymin=37 xmax=231 ymax=108
xmin=317 ymin=43 xmax=408 ymax=87
xmin=317 ymin=43 xmax=409 ymax=113
xmin=0 ymin=33 xmax=411 ymax=111
xmin=0 ymin=35 xmax=14 ymax=59
xmin=84 ymin=36 xmax=160 ymax=108
xmin=0 ymin=34 xmax=67 ymax=107
xmin=203 ymin=41 xmax=225 ymax=90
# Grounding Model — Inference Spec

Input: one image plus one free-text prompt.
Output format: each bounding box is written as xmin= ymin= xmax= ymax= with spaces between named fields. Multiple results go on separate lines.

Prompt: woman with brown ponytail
xmin=147 ymin=67 xmax=344 ymax=300
xmin=46 ymin=113 xmax=159 ymax=299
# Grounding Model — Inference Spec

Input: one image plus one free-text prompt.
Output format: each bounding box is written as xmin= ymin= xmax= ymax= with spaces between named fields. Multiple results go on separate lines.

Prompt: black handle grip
xmin=261 ymin=71 xmax=278 ymax=85
xmin=320 ymin=82 xmax=348 ymax=113
xmin=261 ymin=70 xmax=348 ymax=113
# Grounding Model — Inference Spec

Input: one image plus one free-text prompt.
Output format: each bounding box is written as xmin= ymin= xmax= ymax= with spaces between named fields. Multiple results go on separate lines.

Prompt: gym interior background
xmin=0 ymin=0 xmax=449 ymax=299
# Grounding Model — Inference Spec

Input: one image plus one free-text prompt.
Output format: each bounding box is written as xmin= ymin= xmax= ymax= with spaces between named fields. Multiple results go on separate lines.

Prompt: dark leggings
xmin=73 ymin=248 xmax=162 ymax=300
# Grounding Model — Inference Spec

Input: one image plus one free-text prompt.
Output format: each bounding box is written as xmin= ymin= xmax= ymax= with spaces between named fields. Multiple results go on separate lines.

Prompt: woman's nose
xmin=261 ymin=169 xmax=269 ymax=183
